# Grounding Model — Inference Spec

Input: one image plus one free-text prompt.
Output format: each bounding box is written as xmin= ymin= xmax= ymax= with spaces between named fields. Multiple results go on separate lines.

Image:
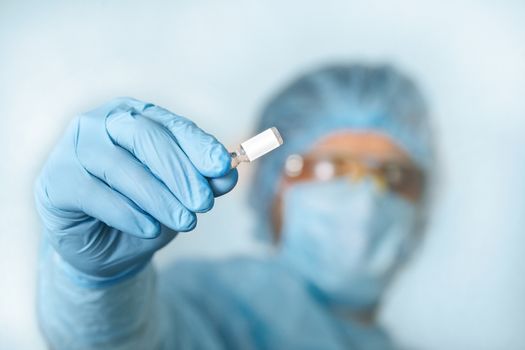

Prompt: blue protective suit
xmin=38 ymin=241 xmax=395 ymax=349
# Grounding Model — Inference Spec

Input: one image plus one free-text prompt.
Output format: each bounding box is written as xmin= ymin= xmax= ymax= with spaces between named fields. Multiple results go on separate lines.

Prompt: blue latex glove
xmin=34 ymin=97 xmax=238 ymax=283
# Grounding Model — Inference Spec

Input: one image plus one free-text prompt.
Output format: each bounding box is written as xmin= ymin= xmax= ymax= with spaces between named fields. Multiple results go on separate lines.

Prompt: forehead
xmin=307 ymin=131 xmax=412 ymax=163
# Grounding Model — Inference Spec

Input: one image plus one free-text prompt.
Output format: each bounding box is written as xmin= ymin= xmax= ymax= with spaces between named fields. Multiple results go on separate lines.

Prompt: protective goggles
xmin=283 ymin=153 xmax=424 ymax=201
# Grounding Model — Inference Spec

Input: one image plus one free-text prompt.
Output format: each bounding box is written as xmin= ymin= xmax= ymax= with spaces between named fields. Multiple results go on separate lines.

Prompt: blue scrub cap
xmin=248 ymin=63 xmax=434 ymax=240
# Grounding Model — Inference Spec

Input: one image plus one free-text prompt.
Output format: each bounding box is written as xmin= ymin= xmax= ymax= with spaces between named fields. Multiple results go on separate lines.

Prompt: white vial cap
xmin=241 ymin=127 xmax=283 ymax=161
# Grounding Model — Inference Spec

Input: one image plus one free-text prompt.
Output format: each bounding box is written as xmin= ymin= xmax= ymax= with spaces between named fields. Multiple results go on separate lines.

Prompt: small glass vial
xmin=230 ymin=127 xmax=284 ymax=168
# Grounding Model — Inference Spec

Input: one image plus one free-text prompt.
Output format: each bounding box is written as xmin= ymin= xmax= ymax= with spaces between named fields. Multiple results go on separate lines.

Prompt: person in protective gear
xmin=35 ymin=63 xmax=434 ymax=349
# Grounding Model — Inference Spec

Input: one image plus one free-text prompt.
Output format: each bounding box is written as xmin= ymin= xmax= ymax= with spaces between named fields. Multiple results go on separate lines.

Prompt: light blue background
xmin=1 ymin=1 xmax=524 ymax=348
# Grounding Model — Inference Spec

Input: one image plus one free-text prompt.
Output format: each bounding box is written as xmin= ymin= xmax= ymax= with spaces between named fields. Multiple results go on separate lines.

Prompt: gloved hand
xmin=34 ymin=97 xmax=238 ymax=283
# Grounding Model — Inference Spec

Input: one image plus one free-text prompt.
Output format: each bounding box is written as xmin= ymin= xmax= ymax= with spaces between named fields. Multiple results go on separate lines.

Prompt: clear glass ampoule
xmin=230 ymin=127 xmax=284 ymax=168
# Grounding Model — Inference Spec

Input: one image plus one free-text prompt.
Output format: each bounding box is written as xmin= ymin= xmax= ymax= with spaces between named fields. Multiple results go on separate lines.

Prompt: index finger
xmin=141 ymin=104 xmax=231 ymax=178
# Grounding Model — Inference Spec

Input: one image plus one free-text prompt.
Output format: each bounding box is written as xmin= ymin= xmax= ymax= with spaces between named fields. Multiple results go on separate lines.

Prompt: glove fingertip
xmin=210 ymin=144 xmax=232 ymax=176
xmin=209 ymin=169 xmax=238 ymax=197
xmin=177 ymin=211 xmax=198 ymax=232
xmin=140 ymin=219 xmax=161 ymax=239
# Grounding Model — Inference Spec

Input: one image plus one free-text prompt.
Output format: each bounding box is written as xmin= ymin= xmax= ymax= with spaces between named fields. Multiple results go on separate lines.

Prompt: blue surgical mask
xmin=279 ymin=178 xmax=417 ymax=310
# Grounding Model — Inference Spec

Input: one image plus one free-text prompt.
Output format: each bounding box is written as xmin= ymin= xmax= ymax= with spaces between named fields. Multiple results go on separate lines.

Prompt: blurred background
xmin=1 ymin=0 xmax=524 ymax=348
